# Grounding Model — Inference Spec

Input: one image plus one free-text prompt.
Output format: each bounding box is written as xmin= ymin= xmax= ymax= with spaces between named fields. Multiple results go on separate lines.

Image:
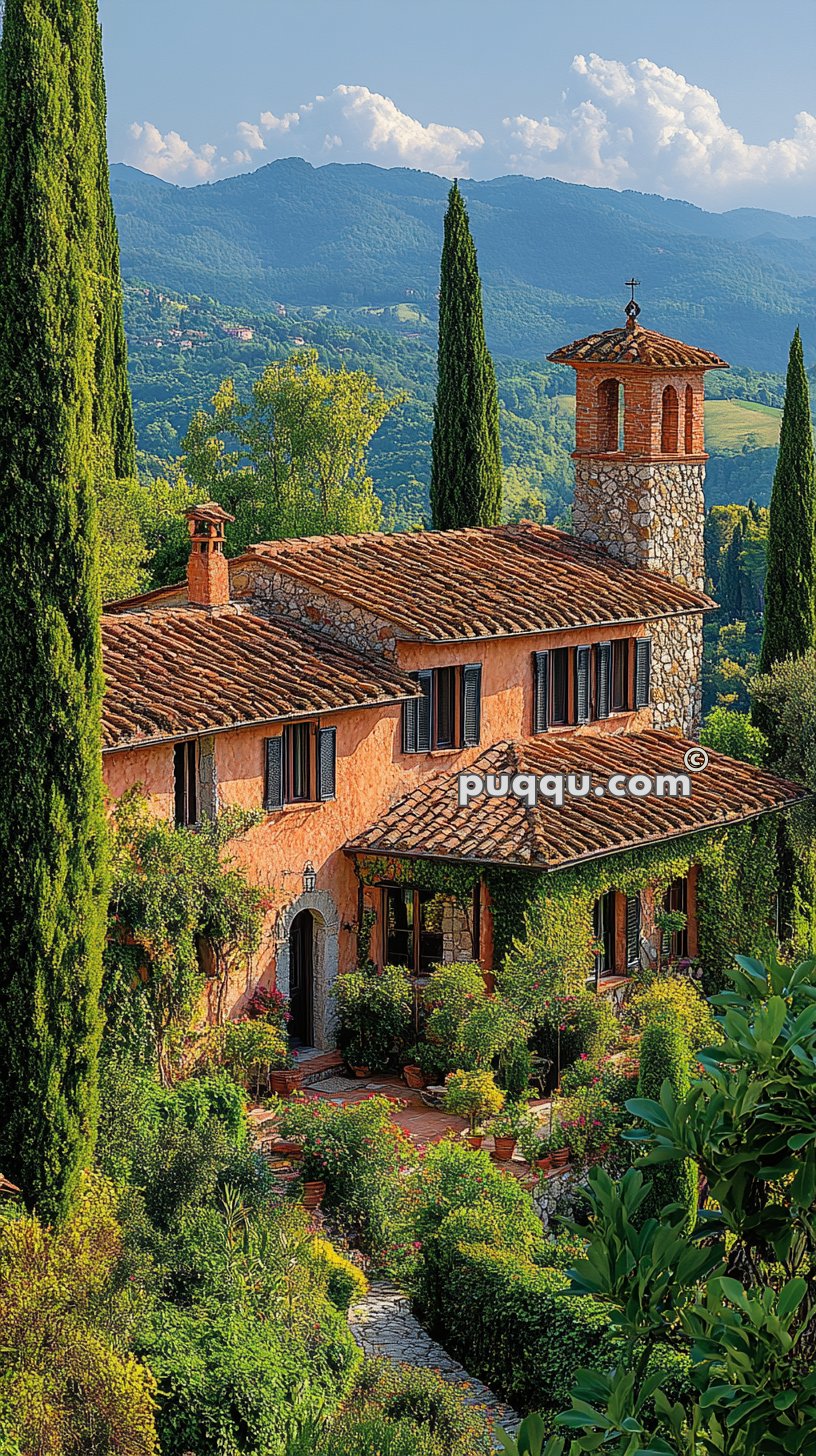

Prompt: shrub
xmin=423 ymin=961 xmax=485 ymax=1064
xmin=336 ymin=964 xmax=413 ymax=1070
xmin=534 ymin=989 xmax=617 ymax=1072
xmin=700 ymin=707 xmax=768 ymax=767
xmin=159 ymin=1071 xmax=249 ymax=1144
xmin=455 ymin=995 xmax=530 ymax=1071
xmin=443 ymin=1068 xmax=504 ymax=1134
xmin=310 ymin=1236 xmax=368 ymax=1311
xmin=627 ymin=975 xmax=719 ymax=1050
xmin=431 ymin=1241 xmax=613 ymax=1413
xmin=0 ymin=1174 xmax=158 ymax=1456
xmin=498 ymin=1038 xmax=534 ymax=1098
xmin=635 ymin=1019 xmax=697 ymax=1228
xmin=344 ymin=1358 xmax=491 ymax=1456
xmin=273 ymin=1095 xmax=418 ymax=1271
xmin=557 ymin=1086 xmax=617 ymax=1165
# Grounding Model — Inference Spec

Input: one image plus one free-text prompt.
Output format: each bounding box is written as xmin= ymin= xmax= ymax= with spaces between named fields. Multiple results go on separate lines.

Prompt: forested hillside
xmin=112 ymin=159 xmax=816 ymax=371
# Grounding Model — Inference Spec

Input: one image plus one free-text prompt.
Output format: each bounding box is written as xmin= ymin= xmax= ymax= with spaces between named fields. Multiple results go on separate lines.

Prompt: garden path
xmin=349 ymin=1279 xmax=521 ymax=1447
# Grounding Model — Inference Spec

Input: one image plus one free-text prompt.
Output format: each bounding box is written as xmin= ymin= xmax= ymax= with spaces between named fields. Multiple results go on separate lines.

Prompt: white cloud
xmin=504 ymin=54 xmax=816 ymax=205
xmin=248 ymin=85 xmax=484 ymax=175
xmin=127 ymin=121 xmax=218 ymax=181
xmin=124 ymin=62 xmax=816 ymax=208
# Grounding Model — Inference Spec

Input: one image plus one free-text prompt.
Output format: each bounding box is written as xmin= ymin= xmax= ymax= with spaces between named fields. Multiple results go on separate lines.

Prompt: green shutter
xmin=596 ymin=641 xmax=611 ymax=719
xmin=461 ymin=663 xmax=482 ymax=746
xmin=635 ymin=638 xmax=652 ymax=708
xmin=317 ymin=727 xmax=336 ymax=801
xmin=576 ymin=646 xmax=591 ymax=724
xmin=533 ymin=650 xmax=549 ymax=733
xmin=416 ymin=669 xmax=433 ymax=752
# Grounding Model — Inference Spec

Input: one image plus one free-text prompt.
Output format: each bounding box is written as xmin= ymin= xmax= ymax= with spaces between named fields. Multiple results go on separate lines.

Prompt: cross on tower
xmin=624 ymin=277 xmax=641 ymax=327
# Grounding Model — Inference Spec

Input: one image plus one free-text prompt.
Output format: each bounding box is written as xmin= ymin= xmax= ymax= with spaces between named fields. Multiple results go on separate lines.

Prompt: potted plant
xmin=489 ymin=1099 xmax=534 ymax=1161
xmin=336 ymin=963 xmax=412 ymax=1075
xmin=548 ymin=1121 xmax=569 ymax=1169
xmin=402 ymin=1047 xmax=427 ymax=1089
xmin=443 ymin=1068 xmax=504 ymax=1150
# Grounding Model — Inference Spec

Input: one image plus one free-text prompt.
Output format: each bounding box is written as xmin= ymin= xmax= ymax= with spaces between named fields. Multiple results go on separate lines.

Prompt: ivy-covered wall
xmin=486 ymin=817 xmax=780 ymax=994
xmin=353 ymin=816 xmax=781 ymax=994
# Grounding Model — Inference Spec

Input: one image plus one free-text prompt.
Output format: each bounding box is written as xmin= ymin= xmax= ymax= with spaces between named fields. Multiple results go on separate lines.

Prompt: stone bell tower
xmin=547 ymin=285 xmax=728 ymax=592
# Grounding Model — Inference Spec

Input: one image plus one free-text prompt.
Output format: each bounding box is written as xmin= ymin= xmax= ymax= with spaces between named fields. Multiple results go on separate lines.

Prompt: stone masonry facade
xmin=647 ymin=611 xmax=704 ymax=738
xmin=573 ymin=458 xmax=706 ymax=593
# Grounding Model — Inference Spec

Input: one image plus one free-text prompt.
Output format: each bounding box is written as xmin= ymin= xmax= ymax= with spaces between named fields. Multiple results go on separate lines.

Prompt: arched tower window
xmin=598 ymin=378 xmax=623 ymax=452
xmin=684 ymin=384 xmax=695 ymax=454
xmin=661 ymin=385 xmax=679 ymax=454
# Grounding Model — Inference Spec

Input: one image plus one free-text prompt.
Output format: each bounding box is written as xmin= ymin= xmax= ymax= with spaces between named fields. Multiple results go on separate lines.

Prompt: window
xmin=551 ymin=647 xmax=569 ymax=725
xmin=663 ymin=877 xmax=689 ymax=961
xmin=402 ymin=664 xmax=481 ymax=753
xmin=435 ymin=667 xmax=457 ymax=749
xmin=661 ymin=385 xmax=679 ymax=454
xmin=286 ymin=722 xmax=311 ymax=802
xmin=684 ymin=384 xmax=695 ymax=454
xmin=611 ymin=639 xmax=629 ymax=711
xmin=598 ymin=378 xmax=623 ymax=452
xmin=263 ymin=724 xmax=337 ymax=810
xmin=384 ymin=887 xmax=445 ymax=975
xmin=591 ymin=891 xmax=617 ymax=988
xmin=174 ymin=741 xmax=198 ymax=827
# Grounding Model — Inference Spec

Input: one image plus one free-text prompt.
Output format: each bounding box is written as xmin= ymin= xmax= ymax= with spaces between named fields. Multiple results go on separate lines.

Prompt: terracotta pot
xmin=302 ymin=1180 xmax=326 ymax=1210
xmin=550 ymin=1147 xmax=570 ymax=1169
xmin=493 ymin=1136 xmax=517 ymax=1162
xmin=267 ymin=1140 xmax=303 ymax=1159
xmin=351 ymin=1065 xmax=371 ymax=1079
xmin=403 ymin=1064 xmax=426 ymax=1089
xmin=269 ymin=1068 xmax=304 ymax=1097
xmin=534 ymin=1154 xmax=553 ymax=1174
xmin=464 ymin=1133 xmax=484 ymax=1150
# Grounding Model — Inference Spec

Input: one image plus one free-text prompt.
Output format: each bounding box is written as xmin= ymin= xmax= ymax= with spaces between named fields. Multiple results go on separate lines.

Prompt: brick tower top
xmin=547 ymin=291 xmax=729 ymax=596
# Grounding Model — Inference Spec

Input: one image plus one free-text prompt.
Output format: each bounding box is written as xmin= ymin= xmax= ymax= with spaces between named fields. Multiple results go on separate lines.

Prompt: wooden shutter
xmin=532 ymin=650 xmax=549 ymax=734
xmin=264 ymin=736 xmax=283 ymax=811
xmin=635 ymin=637 xmax=652 ymax=708
xmin=575 ymin=646 xmax=591 ymax=724
xmin=461 ymin=664 xmax=482 ymax=747
xmin=402 ymin=692 xmax=418 ymax=754
xmin=626 ymin=894 xmax=641 ymax=969
xmin=596 ymin=642 xmax=611 ymax=720
xmin=317 ymin=727 xmax=337 ymax=801
xmin=416 ymin=669 xmax=433 ymax=752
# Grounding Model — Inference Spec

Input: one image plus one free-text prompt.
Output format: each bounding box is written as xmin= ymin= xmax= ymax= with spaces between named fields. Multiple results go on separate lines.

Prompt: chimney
xmin=185 ymin=502 xmax=235 ymax=608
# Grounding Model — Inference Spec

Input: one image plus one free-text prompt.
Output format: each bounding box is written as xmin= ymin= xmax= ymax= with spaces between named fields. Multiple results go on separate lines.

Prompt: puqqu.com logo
xmin=457 ymin=746 xmax=709 ymax=809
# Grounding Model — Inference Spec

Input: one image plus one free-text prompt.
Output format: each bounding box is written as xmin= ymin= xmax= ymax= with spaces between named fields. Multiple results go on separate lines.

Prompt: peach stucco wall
xmin=102 ymin=617 xmax=655 ymax=1021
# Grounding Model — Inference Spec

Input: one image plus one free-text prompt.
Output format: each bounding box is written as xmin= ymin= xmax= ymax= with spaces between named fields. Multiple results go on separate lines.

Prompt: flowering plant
xmin=558 ymin=1086 xmax=616 ymax=1164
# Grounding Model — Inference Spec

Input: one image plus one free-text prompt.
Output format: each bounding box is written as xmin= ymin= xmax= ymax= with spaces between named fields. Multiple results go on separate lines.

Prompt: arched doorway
xmin=288 ymin=910 xmax=315 ymax=1045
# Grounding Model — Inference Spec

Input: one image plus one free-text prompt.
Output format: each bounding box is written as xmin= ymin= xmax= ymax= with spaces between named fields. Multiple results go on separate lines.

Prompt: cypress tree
xmin=636 ymin=1017 xmax=697 ymax=1230
xmin=430 ymin=180 xmax=502 ymax=529
xmin=758 ymin=329 xmax=816 ymax=674
xmin=90 ymin=19 xmax=137 ymax=481
xmin=0 ymin=0 xmax=109 ymax=1220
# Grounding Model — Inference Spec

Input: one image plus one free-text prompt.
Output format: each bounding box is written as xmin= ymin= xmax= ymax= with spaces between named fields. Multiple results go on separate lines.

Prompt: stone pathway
xmin=349 ymin=1280 xmax=521 ymax=1447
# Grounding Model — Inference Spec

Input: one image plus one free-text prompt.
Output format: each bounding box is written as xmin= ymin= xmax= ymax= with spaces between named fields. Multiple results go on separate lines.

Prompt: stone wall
xmin=231 ymin=561 xmax=398 ymax=658
xmin=573 ymin=458 xmax=705 ymax=592
xmin=441 ymin=897 xmax=475 ymax=963
xmin=648 ymin=611 xmax=703 ymax=737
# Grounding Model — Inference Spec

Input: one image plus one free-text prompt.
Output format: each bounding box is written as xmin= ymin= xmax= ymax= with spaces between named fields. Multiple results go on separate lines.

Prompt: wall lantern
xmin=303 ymin=861 xmax=317 ymax=894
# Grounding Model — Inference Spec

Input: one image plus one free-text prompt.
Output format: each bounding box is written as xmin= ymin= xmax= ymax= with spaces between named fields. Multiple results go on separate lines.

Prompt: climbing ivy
xmin=354 ymin=817 xmax=781 ymax=995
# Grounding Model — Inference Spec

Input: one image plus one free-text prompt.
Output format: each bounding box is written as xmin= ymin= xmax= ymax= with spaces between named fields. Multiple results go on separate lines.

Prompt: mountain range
xmin=111 ymin=158 xmax=816 ymax=372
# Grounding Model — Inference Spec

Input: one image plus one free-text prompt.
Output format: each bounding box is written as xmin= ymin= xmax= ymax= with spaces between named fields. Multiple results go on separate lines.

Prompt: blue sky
xmin=99 ymin=0 xmax=816 ymax=213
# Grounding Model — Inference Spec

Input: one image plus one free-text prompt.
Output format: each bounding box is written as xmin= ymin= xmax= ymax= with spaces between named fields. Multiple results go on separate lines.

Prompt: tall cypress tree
xmin=430 ymin=181 xmax=502 ymax=529
xmin=758 ymin=329 xmax=816 ymax=673
xmin=91 ymin=19 xmax=136 ymax=481
xmin=0 ymin=0 xmax=109 ymax=1220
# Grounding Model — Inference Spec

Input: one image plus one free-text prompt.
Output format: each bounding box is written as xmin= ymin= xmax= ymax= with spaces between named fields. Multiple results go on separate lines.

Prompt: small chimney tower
xmin=185 ymin=501 xmax=235 ymax=608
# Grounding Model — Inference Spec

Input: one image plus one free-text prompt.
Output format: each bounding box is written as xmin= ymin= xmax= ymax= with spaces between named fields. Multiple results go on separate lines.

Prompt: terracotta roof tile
xmin=237 ymin=523 xmax=714 ymax=642
xmin=347 ymin=730 xmax=805 ymax=871
xmin=547 ymin=322 xmax=728 ymax=370
xmin=101 ymin=605 xmax=419 ymax=751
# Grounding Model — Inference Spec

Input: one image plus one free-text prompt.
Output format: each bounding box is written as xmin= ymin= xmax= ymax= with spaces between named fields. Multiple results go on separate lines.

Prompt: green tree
xmin=430 ymin=181 xmax=502 ymax=529
xmin=90 ymin=20 xmax=136 ymax=482
xmin=636 ymin=1017 xmax=697 ymax=1228
xmin=758 ymin=329 xmax=816 ymax=678
xmin=0 ymin=0 xmax=111 ymax=1219
xmin=183 ymin=350 xmax=401 ymax=552
xmin=556 ymin=955 xmax=816 ymax=1454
